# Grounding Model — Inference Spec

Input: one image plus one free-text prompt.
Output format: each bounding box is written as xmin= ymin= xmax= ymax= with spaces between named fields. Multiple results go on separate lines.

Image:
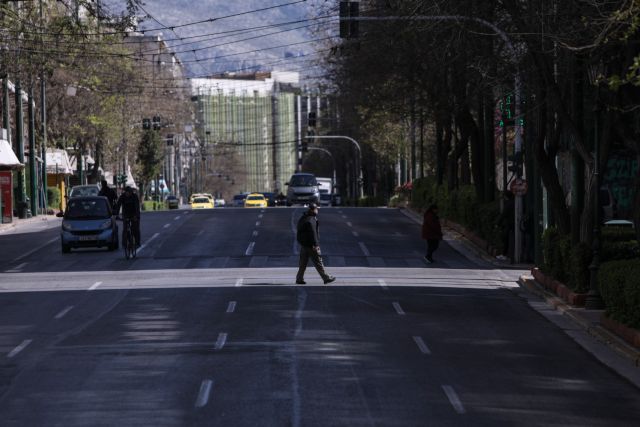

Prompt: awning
xmin=0 ymin=139 xmax=24 ymax=170
xmin=46 ymin=148 xmax=73 ymax=175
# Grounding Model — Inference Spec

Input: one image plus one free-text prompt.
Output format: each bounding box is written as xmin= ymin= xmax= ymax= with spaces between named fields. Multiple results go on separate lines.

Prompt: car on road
xmin=214 ymin=198 xmax=226 ymax=207
xmin=244 ymin=193 xmax=267 ymax=208
xmin=232 ymin=193 xmax=248 ymax=207
xmin=191 ymin=196 xmax=214 ymax=209
xmin=69 ymin=184 xmax=100 ymax=198
xmin=320 ymin=193 xmax=332 ymax=207
xmin=286 ymin=173 xmax=320 ymax=205
xmin=58 ymin=196 xmax=118 ymax=253
xmin=165 ymin=195 xmax=179 ymax=209
xmin=262 ymin=192 xmax=276 ymax=207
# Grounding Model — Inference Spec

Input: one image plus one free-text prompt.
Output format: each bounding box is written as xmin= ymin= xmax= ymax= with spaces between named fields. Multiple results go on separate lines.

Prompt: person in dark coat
xmin=115 ymin=186 xmax=141 ymax=247
xmin=98 ymin=179 xmax=117 ymax=212
xmin=422 ymin=204 xmax=443 ymax=263
xmin=296 ymin=203 xmax=336 ymax=285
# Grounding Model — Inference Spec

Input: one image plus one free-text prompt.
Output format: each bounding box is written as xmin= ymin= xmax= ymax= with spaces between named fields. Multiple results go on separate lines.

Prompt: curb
xmin=0 ymin=215 xmax=60 ymax=234
xmin=519 ymin=275 xmax=640 ymax=367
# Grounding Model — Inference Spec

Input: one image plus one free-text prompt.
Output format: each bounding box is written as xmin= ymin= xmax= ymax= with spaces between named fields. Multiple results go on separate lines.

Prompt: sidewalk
xmin=0 ymin=214 xmax=61 ymax=235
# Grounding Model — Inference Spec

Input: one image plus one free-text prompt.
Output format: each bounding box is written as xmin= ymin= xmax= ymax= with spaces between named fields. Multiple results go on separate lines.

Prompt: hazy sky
xmin=103 ymin=0 xmax=329 ymax=76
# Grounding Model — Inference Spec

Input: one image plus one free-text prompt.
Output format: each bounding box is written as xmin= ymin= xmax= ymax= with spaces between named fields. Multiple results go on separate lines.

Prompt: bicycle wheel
xmin=124 ymin=228 xmax=133 ymax=259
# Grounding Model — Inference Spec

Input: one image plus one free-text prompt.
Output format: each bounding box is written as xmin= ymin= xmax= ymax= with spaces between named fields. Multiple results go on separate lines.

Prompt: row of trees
xmin=0 ymin=0 xmax=191 ymax=198
xmin=316 ymin=0 xmax=640 ymax=244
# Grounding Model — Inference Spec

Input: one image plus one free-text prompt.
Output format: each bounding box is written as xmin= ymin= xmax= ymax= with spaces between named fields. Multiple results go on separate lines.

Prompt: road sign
xmin=509 ymin=178 xmax=528 ymax=196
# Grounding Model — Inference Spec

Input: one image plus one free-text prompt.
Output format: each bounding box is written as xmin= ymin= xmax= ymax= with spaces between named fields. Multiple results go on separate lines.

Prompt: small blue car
xmin=59 ymin=196 xmax=118 ymax=253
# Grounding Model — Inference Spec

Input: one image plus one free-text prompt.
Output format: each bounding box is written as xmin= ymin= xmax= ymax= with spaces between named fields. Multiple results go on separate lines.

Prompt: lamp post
xmin=308 ymin=146 xmax=337 ymax=191
xmin=585 ymin=63 xmax=605 ymax=310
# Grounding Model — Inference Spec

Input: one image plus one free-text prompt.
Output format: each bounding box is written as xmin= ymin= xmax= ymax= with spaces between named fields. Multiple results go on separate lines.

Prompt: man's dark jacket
xmin=115 ymin=193 xmax=140 ymax=218
xmin=297 ymin=212 xmax=320 ymax=247
xmin=99 ymin=187 xmax=117 ymax=211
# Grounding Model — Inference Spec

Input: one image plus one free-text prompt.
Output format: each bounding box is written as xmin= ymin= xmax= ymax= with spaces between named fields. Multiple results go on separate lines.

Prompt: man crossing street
xmin=296 ymin=203 xmax=336 ymax=285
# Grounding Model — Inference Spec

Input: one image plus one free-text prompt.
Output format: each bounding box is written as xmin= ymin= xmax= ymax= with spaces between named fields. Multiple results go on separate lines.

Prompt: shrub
xmin=601 ymin=227 xmax=636 ymax=243
xmin=601 ymin=240 xmax=640 ymax=262
xmin=47 ymin=187 xmax=60 ymax=208
xmin=599 ymin=259 xmax=640 ymax=329
xmin=569 ymin=242 xmax=592 ymax=293
xmin=357 ymin=195 xmax=386 ymax=207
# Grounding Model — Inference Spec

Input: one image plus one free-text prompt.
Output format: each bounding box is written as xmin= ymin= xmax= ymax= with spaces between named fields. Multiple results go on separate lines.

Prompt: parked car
xmin=192 ymin=196 xmax=214 ymax=209
xmin=233 ymin=194 xmax=248 ymax=207
xmin=69 ymin=184 xmax=100 ymax=198
xmin=286 ymin=173 xmax=320 ymax=205
xmin=244 ymin=193 xmax=267 ymax=208
xmin=58 ymin=196 xmax=118 ymax=253
xmin=165 ymin=195 xmax=179 ymax=209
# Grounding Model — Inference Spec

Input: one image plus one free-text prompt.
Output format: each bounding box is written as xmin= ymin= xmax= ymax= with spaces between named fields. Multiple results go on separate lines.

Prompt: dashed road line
xmin=5 ymin=262 xmax=28 ymax=273
xmin=12 ymin=237 xmax=58 ymax=262
xmin=346 ymin=222 xmax=352 ymax=227
xmin=214 ymin=333 xmax=228 ymax=350
xmin=358 ymin=242 xmax=370 ymax=256
xmin=194 ymin=379 xmax=214 ymax=408
xmin=412 ymin=336 xmax=431 ymax=355
xmin=392 ymin=302 xmax=406 ymax=315
xmin=442 ymin=385 xmax=466 ymax=414
xmin=54 ymin=306 xmax=74 ymax=320
xmin=255 ymin=221 xmax=261 ymax=227
xmin=8 ymin=339 xmax=32 ymax=358
xmin=174 ymin=216 xmax=180 ymax=221
xmin=88 ymin=281 xmax=102 ymax=291
xmin=252 ymin=230 xmax=258 ymax=237
xmin=235 ymin=277 xmax=244 ymax=287
xmin=163 ymin=223 xmax=171 ymax=229
xmin=258 ymin=214 xmax=263 ymax=219
xmin=245 ymin=242 xmax=255 ymax=256
xmin=226 ymin=301 xmax=237 ymax=313
xmin=352 ymin=231 xmax=359 ymax=237
xmin=341 ymin=215 xmax=347 ymax=219
xmin=378 ymin=279 xmax=388 ymax=290
xmin=137 ymin=232 xmax=160 ymax=254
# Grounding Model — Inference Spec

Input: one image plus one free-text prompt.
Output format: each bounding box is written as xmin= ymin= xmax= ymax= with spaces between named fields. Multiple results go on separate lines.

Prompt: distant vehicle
xmin=262 ymin=192 xmax=276 ymax=207
xmin=233 ymin=194 xmax=248 ymax=207
xmin=165 ymin=195 xmax=179 ymax=209
xmin=320 ymin=193 xmax=332 ymax=207
xmin=69 ymin=184 xmax=100 ymax=198
xmin=214 ymin=198 xmax=226 ymax=207
xmin=275 ymin=193 xmax=288 ymax=206
xmin=58 ymin=196 xmax=118 ymax=253
xmin=316 ymin=177 xmax=333 ymax=194
xmin=244 ymin=193 xmax=267 ymax=208
xmin=192 ymin=197 xmax=214 ymax=209
xmin=286 ymin=173 xmax=319 ymax=205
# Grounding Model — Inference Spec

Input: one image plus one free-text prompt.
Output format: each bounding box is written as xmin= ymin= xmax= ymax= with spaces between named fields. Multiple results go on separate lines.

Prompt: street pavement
xmin=0 ymin=207 xmax=638 ymax=426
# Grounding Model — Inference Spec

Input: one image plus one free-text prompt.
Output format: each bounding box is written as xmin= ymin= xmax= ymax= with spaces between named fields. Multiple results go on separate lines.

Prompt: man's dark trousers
xmin=296 ymin=246 xmax=331 ymax=282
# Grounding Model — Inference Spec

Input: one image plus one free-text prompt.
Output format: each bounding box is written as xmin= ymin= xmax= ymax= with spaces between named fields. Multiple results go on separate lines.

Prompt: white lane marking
xmin=54 ymin=305 xmax=74 ymax=320
xmin=252 ymin=230 xmax=258 ymax=237
xmin=197 ymin=230 xmax=204 ymax=236
xmin=378 ymin=279 xmax=388 ymax=290
xmin=255 ymin=221 xmax=261 ymax=227
xmin=413 ymin=336 xmax=431 ymax=355
xmin=442 ymin=385 xmax=466 ymax=414
xmin=12 ymin=237 xmax=58 ymax=263
xmin=245 ymin=242 xmax=255 ymax=256
xmin=137 ymin=232 xmax=160 ymax=254
xmin=214 ymin=333 xmax=228 ymax=350
xmin=5 ymin=262 xmax=27 ymax=273
xmin=8 ymin=339 xmax=32 ymax=358
xmin=341 ymin=215 xmax=347 ymax=219
xmin=235 ymin=277 xmax=244 ymax=287
xmin=226 ymin=301 xmax=237 ymax=313
xmin=346 ymin=221 xmax=353 ymax=227
xmin=163 ymin=223 xmax=171 ymax=229
xmin=88 ymin=281 xmax=102 ymax=291
xmin=260 ymin=209 xmax=265 ymax=213
xmin=392 ymin=302 xmax=406 ymax=315
xmin=258 ymin=214 xmax=263 ymax=219
xmin=194 ymin=379 xmax=214 ymax=408
xmin=183 ymin=211 xmax=188 ymax=215
xmin=174 ymin=216 xmax=180 ymax=221
xmin=358 ymin=242 xmax=370 ymax=256
xmin=352 ymin=231 xmax=359 ymax=237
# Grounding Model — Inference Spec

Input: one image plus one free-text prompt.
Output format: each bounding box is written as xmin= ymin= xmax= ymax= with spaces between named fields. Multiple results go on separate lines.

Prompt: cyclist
xmin=115 ymin=186 xmax=141 ymax=248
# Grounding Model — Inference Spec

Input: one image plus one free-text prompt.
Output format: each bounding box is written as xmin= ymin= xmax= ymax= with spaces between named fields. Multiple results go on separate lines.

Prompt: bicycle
xmin=118 ymin=216 xmax=137 ymax=259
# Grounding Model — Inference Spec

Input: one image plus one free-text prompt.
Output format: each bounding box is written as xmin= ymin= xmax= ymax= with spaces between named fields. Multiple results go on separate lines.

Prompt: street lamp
xmin=586 ymin=62 xmax=605 ymax=310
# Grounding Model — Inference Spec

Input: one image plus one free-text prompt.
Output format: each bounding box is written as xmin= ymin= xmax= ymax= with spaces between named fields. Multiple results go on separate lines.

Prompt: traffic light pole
xmin=305 ymin=135 xmax=363 ymax=199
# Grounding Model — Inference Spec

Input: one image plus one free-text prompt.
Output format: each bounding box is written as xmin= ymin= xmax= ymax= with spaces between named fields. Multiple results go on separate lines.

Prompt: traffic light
xmin=166 ymin=134 xmax=174 ymax=146
xmin=301 ymin=140 xmax=308 ymax=152
xmin=142 ymin=118 xmax=151 ymax=130
xmin=152 ymin=116 xmax=161 ymax=130
xmin=339 ymin=1 xmax=359 ymax=39
xmin=308 ymin=111 xmax=316 ymax=127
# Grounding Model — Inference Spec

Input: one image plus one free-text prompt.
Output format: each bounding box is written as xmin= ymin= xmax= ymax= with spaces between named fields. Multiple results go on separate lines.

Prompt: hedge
xmin=411 ymin=177 xmax=504 ymax=253
xmin=357 ymin=195 xmax=386 ymax=207
xmin=599 ymin=259 xmax=640 ymax=329
xmin=47 ymin=187 xmax=60 ymax=208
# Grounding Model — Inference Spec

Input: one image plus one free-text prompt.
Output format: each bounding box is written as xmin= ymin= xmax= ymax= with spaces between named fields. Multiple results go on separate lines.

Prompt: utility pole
xmin=305 ymin=135 xmax=363 ymax=198
xmin=28 ymin=86 xmax=37 ymax=216
xmin=15 ymin=79 xmax=26 ymax=216
xmin=40 ymin=0 xmax=48 ymax=211
xmin=296 ymin=94 xmax=302 ymax=172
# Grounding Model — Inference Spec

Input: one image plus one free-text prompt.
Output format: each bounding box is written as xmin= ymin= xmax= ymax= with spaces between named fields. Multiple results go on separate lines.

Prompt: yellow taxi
xmin=191 ymin=196 xmax=214 ymax=209
xmin=244 ymin=193 xmax=267 ymax=208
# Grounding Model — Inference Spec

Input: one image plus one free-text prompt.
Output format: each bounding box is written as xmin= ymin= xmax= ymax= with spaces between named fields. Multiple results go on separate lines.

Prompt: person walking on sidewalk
xmin=98 ymin=180 xmax=117 ymax=212
xmin=422 ymin=204 xmax=443 ymax=263
xmin=296 ymin=203 xmax=336 ymax=285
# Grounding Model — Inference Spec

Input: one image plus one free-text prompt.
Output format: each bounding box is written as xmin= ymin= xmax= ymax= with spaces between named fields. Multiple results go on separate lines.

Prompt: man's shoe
xmin=324 ymin=277 xmax=336 ymax=284
xmin=296 ymin=280 xmax=306 ymax=285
